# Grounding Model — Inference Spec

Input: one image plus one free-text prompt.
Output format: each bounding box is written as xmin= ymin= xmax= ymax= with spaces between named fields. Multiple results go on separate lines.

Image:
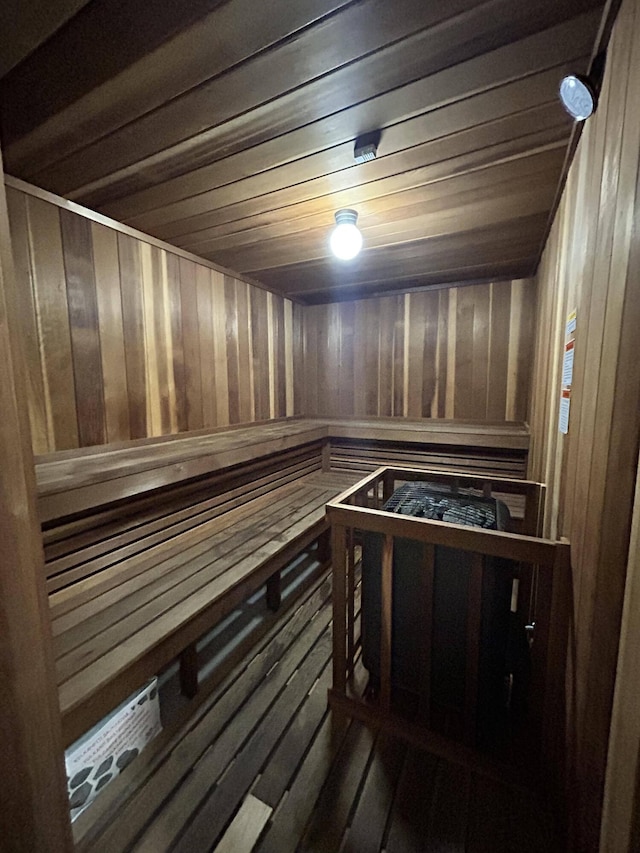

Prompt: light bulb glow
xmin=329 ymin=209 xmax=363 ymax=260
xmin=330 ymin=223 xmax=362 ymax=260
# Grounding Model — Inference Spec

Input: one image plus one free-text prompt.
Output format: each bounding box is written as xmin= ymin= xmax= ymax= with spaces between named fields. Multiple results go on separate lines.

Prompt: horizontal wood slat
xmin=42 ymin=418 xmax=361 ymax=747
xmin=1 ymin=1 xmax=605 ymax=299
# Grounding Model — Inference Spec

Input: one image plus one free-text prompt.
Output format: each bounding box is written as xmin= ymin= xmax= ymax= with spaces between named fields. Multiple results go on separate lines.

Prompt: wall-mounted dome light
xmin=559 ymin=74 xmax=597 ymax=121
xmin=559 ymin=53 xmax=606 ymax=122
xmin=329 ymin=209 xmax=363 ymax=260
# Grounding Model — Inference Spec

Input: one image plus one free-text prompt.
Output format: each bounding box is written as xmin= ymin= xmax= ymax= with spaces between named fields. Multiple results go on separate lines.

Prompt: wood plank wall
xmin=6 ymin=187 xmax=300 ymax=453
xmin=303 ymin=281 xmax=535 ymax=421
xmin=528 ymin=0 xmax=640 ymax=847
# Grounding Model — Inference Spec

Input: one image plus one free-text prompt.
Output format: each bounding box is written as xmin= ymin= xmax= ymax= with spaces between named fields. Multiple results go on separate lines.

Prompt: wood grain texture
xmin=7 ymin=189 xmax=297 ymax=451
xmin=528 ymin=0 xmax=640 ymax=847
xmin=60 ymin=208 xmax=106 ymax=446
xmin=0 ymin=1 xmax=604 ymax=300
xmin=304 ymin=280 xmax=533 ymax=421
xmin=0 ymin=146 xmax=73 ymax=850
xmin=5 ymin=187 xmax=48 ymax=453
xmin=26 ymin=195 xmax=79 ymax=450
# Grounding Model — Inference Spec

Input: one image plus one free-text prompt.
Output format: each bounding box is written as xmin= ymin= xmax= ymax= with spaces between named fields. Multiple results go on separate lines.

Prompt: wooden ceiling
xmin=0 ymin=0 xmax=606 ymax=303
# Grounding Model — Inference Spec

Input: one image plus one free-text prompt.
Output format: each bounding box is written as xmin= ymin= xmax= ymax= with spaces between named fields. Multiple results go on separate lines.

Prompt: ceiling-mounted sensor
xmin=354 ymin=130 xmax=381 ymax=164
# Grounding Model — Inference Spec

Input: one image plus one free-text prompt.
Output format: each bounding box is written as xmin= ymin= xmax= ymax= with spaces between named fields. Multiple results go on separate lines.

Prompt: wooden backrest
xmin=322 ymin=418 xmax=529 ymax=480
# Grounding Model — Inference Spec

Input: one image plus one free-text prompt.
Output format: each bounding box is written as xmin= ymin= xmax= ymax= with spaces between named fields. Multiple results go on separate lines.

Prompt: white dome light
xmin=559 ymin=74 xmax=596 ymax=121
xmin=329 ymin=209 xmax=363 ymax=260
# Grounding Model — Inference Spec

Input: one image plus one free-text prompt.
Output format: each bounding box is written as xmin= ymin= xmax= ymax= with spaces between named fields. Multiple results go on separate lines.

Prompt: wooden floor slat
xmin=385 ymin=748 xmax=440 ymax=853
xmin=75 ymin=564 xmax=560 ymax=853
xmin=342 ymin=731 xmax=407 ymax=853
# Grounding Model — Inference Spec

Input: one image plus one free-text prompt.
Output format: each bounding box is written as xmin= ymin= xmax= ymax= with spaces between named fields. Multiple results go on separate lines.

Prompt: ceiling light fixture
xmin=329 ymin=209 xmax=363 ymax=260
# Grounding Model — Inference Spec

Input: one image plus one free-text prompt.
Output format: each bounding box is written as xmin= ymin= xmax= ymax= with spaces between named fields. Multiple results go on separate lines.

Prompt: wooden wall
xmin=6 ymin=185 xmax=301 ymax=454
xmin=303 ymin=280 xmax=535 ymax=421
xmin=528 ymin=0 xmax=640 ymax=847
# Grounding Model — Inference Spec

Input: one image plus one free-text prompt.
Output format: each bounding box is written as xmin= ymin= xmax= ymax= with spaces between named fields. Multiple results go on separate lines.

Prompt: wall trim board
xmin=3 ymin=174 xmax=299 ymax=303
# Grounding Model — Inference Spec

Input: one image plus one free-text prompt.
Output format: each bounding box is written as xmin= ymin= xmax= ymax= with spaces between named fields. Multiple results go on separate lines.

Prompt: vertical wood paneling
xmin=251 ymin=286 xmax=269 ymax=421
xmin=154 ymin=248 xmax=174 ymax=434
xmin=5 ymin=187 xmax=48 ymax=452
xmin=91 ymin=222 xmax=130 ymax=443
xmin=364 ymin=298 xmax=379 ymax=416
xmin=118 ymin=233 xmax=146 ymax=439
xmin=60 ymin=208 xmax=105 ymax=447
xmin=167 ymin=252 xmax=187 ymax=433
xmin=179 ymin=258 xmax=203 ymax=431
xmin=305 ymin=280 xmax=532 ymax=422
xmin=470 ymin=283 xmax=490 ymax=419
xmin=0 ymin=141 xmax=74 ymax=853
xmin=274 ymin=294 xmax=286 ymax=419
xmin=421 ymin=291 xmax=439 ymax=418
xmin=27 ymin=196 xmax=79 ymax=449
xmin=7 ymin=188 xmax=297 ymax=450
xmin=284 ymin=298 xmax=294 ymax=418
xmin=353 ymin=301 xmax=367 ymax=417
xmin=378 ymin=296 xmax=396 ymax=417
xmin=292 ymin=301 xmax=304 ymax=416
xmin=224 ymin=275 xmax=240 ymax=425
xmin=446 ymin=288 xmax=457 ymax=416
xmin=486 ymin=281 xmax=510 ymax=420
xmin=196 ymin=264 xmax=215 ymax=428
xmin=454 ymin=286 xmax=475 ymax=419
xmin=211 ymin=270 xmax=229 ymax=427
xmin=436 ymin=289 xmax=448 ymax=418
xmin=140 ymin=242 xmax=161 ymax=437
xmin=529 ymin=1 xmax=640 ymax=847
xmin=235 ymin=279 xmax=253 ymax=424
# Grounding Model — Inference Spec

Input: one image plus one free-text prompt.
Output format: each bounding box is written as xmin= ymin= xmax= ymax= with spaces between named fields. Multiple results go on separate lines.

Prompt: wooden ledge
xmin=36 ymin=419 xmax=325 ymax=522
xmin=35 ymin=416 xmax=530 ymax=522
xmin=322 ymin=417 xmax=530 ymax=450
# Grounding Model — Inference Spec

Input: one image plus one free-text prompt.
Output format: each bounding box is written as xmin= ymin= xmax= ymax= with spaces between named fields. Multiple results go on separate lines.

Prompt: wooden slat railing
xmin=327 ymin=466 xmax=570 ymax=781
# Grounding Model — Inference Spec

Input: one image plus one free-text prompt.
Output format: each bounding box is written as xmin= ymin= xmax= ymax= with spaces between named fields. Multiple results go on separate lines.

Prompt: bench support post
xmin=180 ymin=644 xmax=199 ymax=699
xmin=266 ymin=571 xmax=282 ymax=611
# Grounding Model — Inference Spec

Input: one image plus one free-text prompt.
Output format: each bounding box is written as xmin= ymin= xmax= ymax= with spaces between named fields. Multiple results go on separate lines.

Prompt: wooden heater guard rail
xmin=326 ymin=466 xmax=570 ymax=780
